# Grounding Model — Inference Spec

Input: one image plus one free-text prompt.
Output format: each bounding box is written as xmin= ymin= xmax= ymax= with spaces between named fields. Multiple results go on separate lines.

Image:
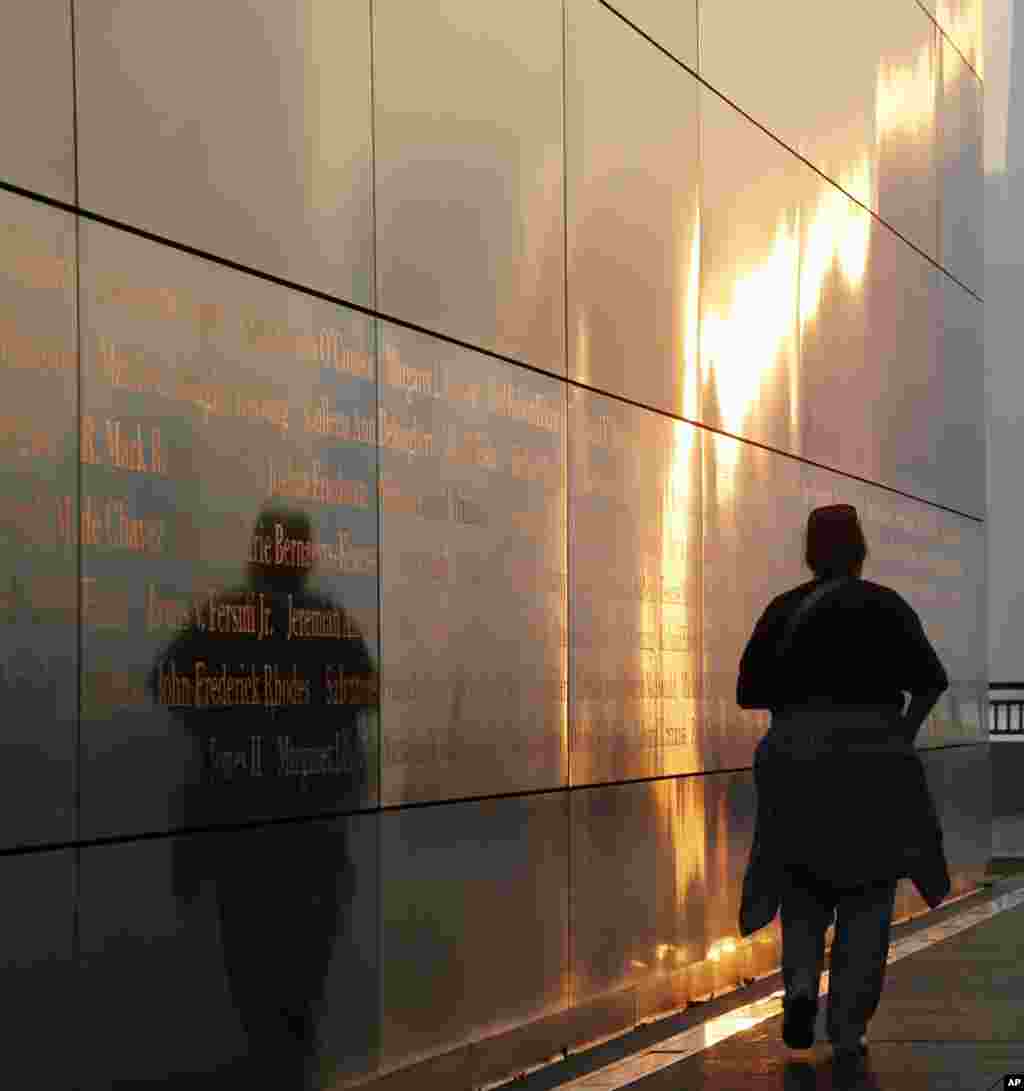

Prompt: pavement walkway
xmin=496 ymin=872 xmax=1024 ymax=1091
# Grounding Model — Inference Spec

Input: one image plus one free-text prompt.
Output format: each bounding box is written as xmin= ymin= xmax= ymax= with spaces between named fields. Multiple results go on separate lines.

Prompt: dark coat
xmin=737 ymin=578 xmax=951 ymax=936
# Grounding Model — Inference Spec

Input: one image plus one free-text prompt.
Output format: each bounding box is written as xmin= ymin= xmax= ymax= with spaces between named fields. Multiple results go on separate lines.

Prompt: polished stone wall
xmin=0 ymin=0 xmax=987 ymax=1087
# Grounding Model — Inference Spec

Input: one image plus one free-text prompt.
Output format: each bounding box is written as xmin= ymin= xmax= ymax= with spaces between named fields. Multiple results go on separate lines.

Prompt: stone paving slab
xmin=501 ymin=880 xmax=1024 ymax=1091
xmin=608 ymin=1042 xmax=1024 ymax=1090
xmin=617 ymin=898 xmax=1024 ymax=1090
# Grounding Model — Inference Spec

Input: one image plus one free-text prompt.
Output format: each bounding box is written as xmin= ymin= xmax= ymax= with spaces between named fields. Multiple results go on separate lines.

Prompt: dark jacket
xmin=737 ymin=577 xmax=951 ymax=935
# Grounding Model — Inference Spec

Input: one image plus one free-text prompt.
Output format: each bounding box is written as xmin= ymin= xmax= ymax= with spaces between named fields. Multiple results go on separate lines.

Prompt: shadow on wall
xmin=144 ymin=503 xmax=378 ymax=1089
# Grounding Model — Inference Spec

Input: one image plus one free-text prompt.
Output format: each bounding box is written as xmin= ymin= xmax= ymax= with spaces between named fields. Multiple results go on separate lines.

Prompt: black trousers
xmin=780 ymin=864 xmax=898 ymax=1048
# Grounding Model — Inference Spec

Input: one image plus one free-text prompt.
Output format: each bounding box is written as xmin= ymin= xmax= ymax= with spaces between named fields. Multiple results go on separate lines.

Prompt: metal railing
xmin=990 ymin=683 xmax=1024 ymax=736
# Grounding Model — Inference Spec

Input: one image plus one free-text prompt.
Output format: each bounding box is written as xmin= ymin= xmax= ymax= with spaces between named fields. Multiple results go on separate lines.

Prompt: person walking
xmin=735 ymin=504 xmax=951 ymax=1079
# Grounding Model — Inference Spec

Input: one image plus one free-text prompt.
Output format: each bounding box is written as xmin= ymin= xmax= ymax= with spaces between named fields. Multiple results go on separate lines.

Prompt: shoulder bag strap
xmin=776 ymin=577 xmax=848 ymax=662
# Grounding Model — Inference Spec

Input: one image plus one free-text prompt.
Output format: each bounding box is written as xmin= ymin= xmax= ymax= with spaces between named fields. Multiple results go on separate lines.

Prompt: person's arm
xmin=894 ymin=597 xmax=949 ymax=743
xmin=900 ymin=688 xmax=945 ymax=744
xmin=737 ymin=600 xmax=783 ymax=709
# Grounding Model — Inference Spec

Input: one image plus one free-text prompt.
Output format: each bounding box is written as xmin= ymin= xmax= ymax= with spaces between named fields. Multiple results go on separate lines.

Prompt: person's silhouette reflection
xmin=149 ymin=504 xmax=377 ymax=1088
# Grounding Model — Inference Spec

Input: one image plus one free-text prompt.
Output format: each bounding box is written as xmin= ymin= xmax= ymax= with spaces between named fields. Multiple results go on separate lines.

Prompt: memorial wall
xmin=0 ymin=0 xmax=988 ymax=1087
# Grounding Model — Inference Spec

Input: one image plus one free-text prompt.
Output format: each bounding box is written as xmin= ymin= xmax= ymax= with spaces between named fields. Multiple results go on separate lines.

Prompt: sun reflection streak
xmin=701 ymin=215 xmax=800 ymax=444
xmin=637 ymin=28 xmax=957 ymax=1002
xmin=664 ymin=28 xmax=951 ymax=1001
xmin=936 ymin=0 xmax=983 ymax=79
xmin=877 ymin=45 xmax=936 ymax=140
xmin=682 ymin=197 xmax=702 ymax=421
xmin=699 ymin=33 xmax=943 ymax=488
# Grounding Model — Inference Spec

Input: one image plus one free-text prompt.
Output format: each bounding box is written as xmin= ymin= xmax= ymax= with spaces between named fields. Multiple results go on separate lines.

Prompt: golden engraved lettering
xmin=97 ymin=335 xmax=164 ymax=394
xmin=174 ymin=372 xmax=225 ymax=418
xmin=447 ymin=429 xmax=497 ymax=470
xmin=0 ymin=416 xmax=59 ymax=459
xmin=234 ymin=391 xmax=289 ymax=434
xmin=318 ymin=329 xmax=373 ymax=379
xmin=0 ymin=316 xmax=75 ymax=376
xmin=96 ymin=277 xmax=228 ymax=336
xmin=80 ymin=415 xmax=100 ymax=465
xmin=206 ymin=735 xmax=264 ymax=780
xmin=378 ymin=474 xmax=418 ymax=515
xmin=275 ymin=731 xmax=352 ymax=776
xmin=5 ymin=249 xmax=72 ymax=292
xmin=492 ymin=382 xmax=561 ymax=432
xmin=57 ymin=495 xmax=164 ymax=552
xmin=243 ymin=317 xmax=319 ymax=363
xmin=509 ymin=444 xmax=558 ymax=485
xmin=97 ymin=281 xmax=180 ymax=319
xmin=104 ymin=419 xmax=148 ymax=473
xmin=446 ymin=378 xmax=481 ymax=408
xmin=267 ymin=457 xmax=369 ymax=509
xmin=244 ymin=319 xmax=374 ymax=379
xmin=191 ymin=661 xmax=266 ymax=707
xmin=287 ymin=595 xmax=362 ymax=639
xmin=383 ymin=345 xmax=434 ymax=395
xmin=250 ymin=522 xmax=375 ymax=574
xmin=379 ymin=408 xmax=433 ymax=456
xmin=262 ymin=664 xmax=310 ymax=707
xmin=196 ymin=589 xmax=273 ymax=639
xmin=325 ymin=666 xmax=377 ymax=706
xmin=146 ymin=584 xmax=201 ymax=633
xmin=303 ymin=397 xmax=376 ymax=443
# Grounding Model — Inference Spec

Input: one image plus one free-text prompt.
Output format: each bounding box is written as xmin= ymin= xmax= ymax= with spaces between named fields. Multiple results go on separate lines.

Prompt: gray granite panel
xmin=0 ymin=850 xmax=74 ymax=1089
xmin=570 ymin=772 xmax=756 ymax=1008
xmin=920 ymin=744 xmax=992 ymax=877
xmin=75 ymin=0 xmax=373 ymax=304
xmin=0 ymin=189 xmax=77 ymax=848
xmin=374 ymin=0 xmax=564 ymax=372
xmin=78 ymin=220 xmax=379 ymax=839
xmin=379 ymin=323 xmax=567 ymax=805
xmin=934 ymin=0 xmax=983 ymax=76
xmin=939 ymin=36 xmax=984 ymax=294
xmin=567 ymin=0 xmax=700 ymax=416
xmin=702 ymin=432 xmax=807 ymax=771
xmin=379 ymin=793 xmax=569 ymax=1076
xmin=602 ymin=0 xmax=697 ymax=67
xmin=0 ymin=0 xmax=75 ymax=201
xmin=698 ymin=89 xmax=806 ymax=455
xmin=78 ymin=815 xmax=379 ymax=1088
xmin=700 ymin=0 xmax=941 ymax=260
xmin=570 ymin=387 xmax=702 ymax=785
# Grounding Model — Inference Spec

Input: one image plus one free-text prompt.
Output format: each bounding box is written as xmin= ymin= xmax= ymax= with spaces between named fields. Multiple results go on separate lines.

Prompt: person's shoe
xmin=830 ymin=1035 xmax=867 ymax=1056
xmin=831 ymin=1036 xmax=869 ymax=1083
xmin=832 ymin=1042 xmax=869 ymax=1083
xmin=782 ymin=991 xmax=817 ymax=1049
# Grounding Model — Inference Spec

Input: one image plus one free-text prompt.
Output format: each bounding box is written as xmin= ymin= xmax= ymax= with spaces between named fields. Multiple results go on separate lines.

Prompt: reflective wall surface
xmin=0 ymin=850 xmax=75 ymax=1088
xmin=0 ymin=0 xmax=75 ymax=203
xmin=0 ymin=190 xmax=77 ymax=849
xmin=75 ymin=0 xmax=374 ymax=306
xmin=78 ymin=219 xmax=379 ymax=840
xmin=78 ymin=815 xmax=380 ymax=1089
xmin=567 ymin=0 xmax=700 ymax=417
xmin=379 ymin=323 xmax=567 ymax=805
xmin=0 ymin=0 xmax=986 ymax=1085
xmin=700 ymin=85 xmax=984 ymax=517
xmin=374 ymin=0 xmax=564 ymax=372
xmin=570 ymin=388 xmax=703 ymax=784
xmin=939 ymin=33 xmax=985 ymax=294
xmin=699 ymin=0 xmax=984 ymax=282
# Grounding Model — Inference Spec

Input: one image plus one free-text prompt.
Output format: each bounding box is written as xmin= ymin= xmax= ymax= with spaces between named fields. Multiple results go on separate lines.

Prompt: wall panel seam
xmin=0 ymin=178 xmax=989 ymax=525
xmin=594 ymin=0 xmax=981 ymax=298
